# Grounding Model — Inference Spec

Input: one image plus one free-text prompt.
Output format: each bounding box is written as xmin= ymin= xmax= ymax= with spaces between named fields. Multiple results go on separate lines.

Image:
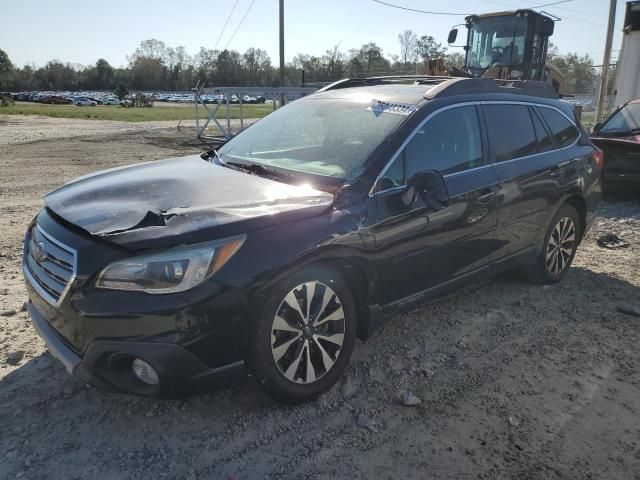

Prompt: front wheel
xmin=525 ymin=204 xmax=581 ymax=284
xmin=251 ymin=266 xmax=357 ymax=403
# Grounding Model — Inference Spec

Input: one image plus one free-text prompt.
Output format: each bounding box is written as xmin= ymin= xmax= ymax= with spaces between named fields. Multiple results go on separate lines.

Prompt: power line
xmin=372 ymin=0 xmax=573 ymax=16
xmin=371 ymin=0 xmax=469 ymax=15
xmin=527 ymin=0 xmax=573 ymax=7
xmin=482 ymin=0 xmax=601 ymax=18
xmin=214 ymin=0 xmax=241 ymax=51
xmin=479 ymin=0 xmax=605 ymax=27
xmin=527 ymin=0 xmax=603 ymax=19
xmin=224 ymin=0 xmax=258 ymax=50
xmin=373 ymin=0 xmax=605 ymax=30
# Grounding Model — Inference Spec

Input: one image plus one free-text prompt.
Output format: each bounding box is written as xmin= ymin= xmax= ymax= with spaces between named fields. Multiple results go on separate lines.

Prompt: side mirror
xmin=592 ymin=122 xmax=602 ymax=134
xmin=402 ymin=171 xmax=450 ymax=210
xmin=447 ymin=29 xmax=458 ymax=44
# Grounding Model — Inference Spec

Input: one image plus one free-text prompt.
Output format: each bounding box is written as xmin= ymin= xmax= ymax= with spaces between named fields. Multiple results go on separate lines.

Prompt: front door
xmin=362 ymin=104 xmax=501 ymax=306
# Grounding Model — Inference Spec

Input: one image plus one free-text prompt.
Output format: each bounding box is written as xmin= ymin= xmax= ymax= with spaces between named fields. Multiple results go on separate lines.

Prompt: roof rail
xmin=316 ymin=75 xmax=559 ymax=100
xmin=317 ymin=75 xmax=453 ymax=93
xmin=424 ymin=78 xmax=559 ymax=99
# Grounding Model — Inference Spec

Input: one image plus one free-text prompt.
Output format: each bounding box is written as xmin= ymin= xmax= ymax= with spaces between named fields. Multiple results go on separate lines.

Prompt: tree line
xmin=0 ymin=32 xmax=596 ymax=94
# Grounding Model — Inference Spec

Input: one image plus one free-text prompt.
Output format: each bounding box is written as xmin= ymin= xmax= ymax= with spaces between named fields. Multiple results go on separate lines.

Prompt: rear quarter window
xmin=538 ymin=107 xmax=579 ymax=148
xmin=531 ymin=107 xmax=554 ymax=153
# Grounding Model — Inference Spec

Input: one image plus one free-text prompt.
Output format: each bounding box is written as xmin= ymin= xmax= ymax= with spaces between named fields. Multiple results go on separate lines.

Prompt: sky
xmin=0 ymin=0 xmax=629 ymax=69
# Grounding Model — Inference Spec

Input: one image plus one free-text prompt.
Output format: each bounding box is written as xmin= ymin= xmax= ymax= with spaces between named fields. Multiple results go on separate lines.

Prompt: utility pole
xmin=279 ymin=0 xmax=285 ymax=88
xmin=595 ymin=0 xmax=617 ymax=123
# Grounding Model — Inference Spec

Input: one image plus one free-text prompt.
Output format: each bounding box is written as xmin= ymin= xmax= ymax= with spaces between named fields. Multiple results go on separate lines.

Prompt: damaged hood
xmin=45 ymin=155 xmax=334 ymax=249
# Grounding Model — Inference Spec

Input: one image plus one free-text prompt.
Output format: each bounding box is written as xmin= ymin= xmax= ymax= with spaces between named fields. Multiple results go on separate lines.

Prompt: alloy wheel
xmin=546 ymin=216 xmax=576 ymax=276
xmin=271 ymin=281 xmax=345 ymax=384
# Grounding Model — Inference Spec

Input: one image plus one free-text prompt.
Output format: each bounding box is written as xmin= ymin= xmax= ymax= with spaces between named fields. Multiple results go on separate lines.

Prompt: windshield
xmin=217 ymin=97 xmax=408 ymax=179
xmin=600 ymin=103 xmax=640 ymax=133
xmin=467 ymin=15 xmax=526 ymax=70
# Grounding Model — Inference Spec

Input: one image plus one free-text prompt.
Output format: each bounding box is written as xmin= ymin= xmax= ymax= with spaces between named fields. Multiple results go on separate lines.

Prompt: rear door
xmin=363 ymin=104 xmax=501 ymax=306
xmin=484 ymin=102 xmax=572 ymax=262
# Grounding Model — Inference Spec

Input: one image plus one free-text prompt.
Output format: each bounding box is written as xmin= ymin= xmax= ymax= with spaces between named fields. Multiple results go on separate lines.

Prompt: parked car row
xmin=154 ymin=92 xmax=267 ymax=104
xmin=9 ymin=91 xmax=122 ymax=106
xmin=8 ymin=90 xmax=270 ymax=106
xmin=153 ymin=93 xmax=194 ymax=103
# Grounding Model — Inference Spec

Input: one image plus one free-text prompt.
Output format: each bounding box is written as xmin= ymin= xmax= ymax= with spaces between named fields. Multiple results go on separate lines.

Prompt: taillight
xmin=593 ymin=148 xmax=604 ymax=170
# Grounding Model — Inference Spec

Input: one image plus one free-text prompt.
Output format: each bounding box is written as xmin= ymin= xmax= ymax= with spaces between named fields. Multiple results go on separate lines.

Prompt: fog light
xmin=131 ymin=358 xmax=160 ymax=386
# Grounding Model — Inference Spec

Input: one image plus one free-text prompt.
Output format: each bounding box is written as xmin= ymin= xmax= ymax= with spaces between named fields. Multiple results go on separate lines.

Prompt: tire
xmin=251 ymin=266 xmax=357 ymax=403
xmin=526 ymin=203 xmax=581 ymax=284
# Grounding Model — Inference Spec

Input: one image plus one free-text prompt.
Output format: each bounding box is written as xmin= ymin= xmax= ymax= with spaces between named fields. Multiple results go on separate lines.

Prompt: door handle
xmin=477 ymin=189 xmax=497 ymax=204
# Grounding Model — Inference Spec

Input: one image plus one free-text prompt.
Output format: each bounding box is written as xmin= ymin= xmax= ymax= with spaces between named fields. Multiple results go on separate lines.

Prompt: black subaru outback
xmin=24 ymin=77 xmax=602 ymax=403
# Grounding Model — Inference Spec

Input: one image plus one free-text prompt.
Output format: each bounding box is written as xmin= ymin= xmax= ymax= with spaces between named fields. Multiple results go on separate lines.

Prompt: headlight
xmin=95 ymin=235 xmax=245 ymax=294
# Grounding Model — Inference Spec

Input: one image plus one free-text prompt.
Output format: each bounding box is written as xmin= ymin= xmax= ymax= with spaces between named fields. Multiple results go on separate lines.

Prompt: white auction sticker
xmin=367 ymin=100 xmax=416 ymax=116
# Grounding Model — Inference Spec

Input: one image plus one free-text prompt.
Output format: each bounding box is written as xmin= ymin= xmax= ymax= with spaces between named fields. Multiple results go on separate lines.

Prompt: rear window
xmin=538 ymin=107 xmax=579 ymax=148
xmin=484 ymin=104 xmax=537 ymax=162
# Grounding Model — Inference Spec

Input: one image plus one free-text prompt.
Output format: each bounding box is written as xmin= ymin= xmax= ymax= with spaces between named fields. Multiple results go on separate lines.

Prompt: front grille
xmin=23 ymin=225 xmax=77 ymax=306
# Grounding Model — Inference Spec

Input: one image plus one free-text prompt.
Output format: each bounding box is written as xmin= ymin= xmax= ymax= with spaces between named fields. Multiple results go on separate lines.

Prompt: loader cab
xmin=449 ymin=10 xmax=555 ymax=82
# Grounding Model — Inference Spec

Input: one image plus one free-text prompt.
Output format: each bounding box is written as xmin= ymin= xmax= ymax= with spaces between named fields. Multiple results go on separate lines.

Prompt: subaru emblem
xmin=35 ymin=241 xmax=47 ymax=263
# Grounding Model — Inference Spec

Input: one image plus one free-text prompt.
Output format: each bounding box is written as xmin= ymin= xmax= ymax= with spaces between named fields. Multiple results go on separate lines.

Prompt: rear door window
xmin=484 ymin=104 xmax=537 ymax=162
xmin=538 ymin=107 xmax=579 ymax=148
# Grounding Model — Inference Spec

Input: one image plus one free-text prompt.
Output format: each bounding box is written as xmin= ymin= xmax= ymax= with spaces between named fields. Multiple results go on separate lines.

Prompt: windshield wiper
xmin=225 ymin=161 xmax=294 ymax=180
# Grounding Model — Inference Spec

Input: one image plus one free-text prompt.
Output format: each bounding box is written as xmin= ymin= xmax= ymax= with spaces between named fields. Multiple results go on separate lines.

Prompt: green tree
xmin=13 ymin=65 xmax=36 ymax=90
xmin=194 ymin=47 xmax=218 ymax=86
xmin=128 ymin=39 xmax=170 ymax=90
xmin=322 ymin=45 xmax=345 ymax=82
xmin=0 ymin=49 xmax=16 ymax=90
xmin=33 ymin=61 xmax=80 ymax=90
xmin=348 ymin=43 xmax=390 ymax=77
xmin=398 ymin=30 xmax=418 ymax=64
xmin=95 ymin=59 xmax=114 ymax=88
xmin=216 ymin=49 xmax=243 ymax=85
xmin=114 ymin=82 xmax=128 ymax=100
xmin=243 ymin=48 xmax=271 ymax=85
xmin=549 ymin=52 xmax=595 ymax=94
xmin=445 ymin=51 xmax=466 ymax=68
xmin=416 ymin=35 xmax=446 ymax=62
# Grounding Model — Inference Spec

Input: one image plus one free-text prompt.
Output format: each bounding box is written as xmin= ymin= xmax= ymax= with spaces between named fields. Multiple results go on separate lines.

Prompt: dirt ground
xmin=1 ymin=114 xmax=640 ymax=480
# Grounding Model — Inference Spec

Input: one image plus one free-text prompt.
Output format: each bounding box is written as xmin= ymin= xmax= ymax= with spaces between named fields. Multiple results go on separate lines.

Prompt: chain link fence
xmin=549 ymin=63 xmax=617 ymax=130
